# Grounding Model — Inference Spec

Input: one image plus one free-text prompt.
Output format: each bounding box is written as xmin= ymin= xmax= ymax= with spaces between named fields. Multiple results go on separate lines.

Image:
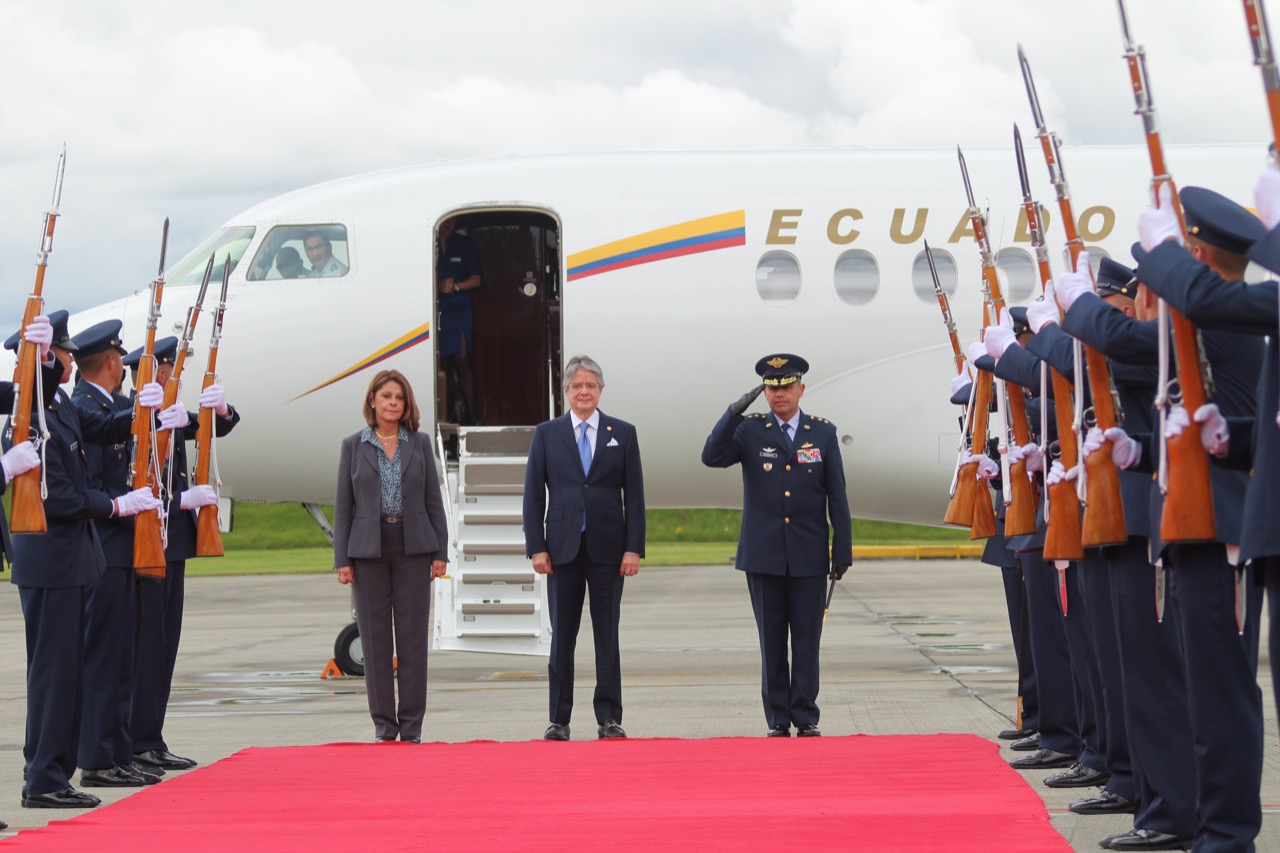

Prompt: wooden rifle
xmin=928 ymin=241 xmax=980 ymax=520
xmin=1117 ymin=1 xmax=1217 ymax=542
xmin=1014 ymin=124 xmax=1084 ymax=562
xmin=9 ymin=148 xmax=67 ymax=534
xmin=958 ymin=147 xmax=1038 ymax=538
xmin=194 ymin=257 xmax=230 ymax=557
xmin=154 ymin=254 xmax=214 ymax=466
xmin=1018 ymin=45 xmax=1129 ymax=548
xmin=132 ymin=221 xmax=170 ymax=576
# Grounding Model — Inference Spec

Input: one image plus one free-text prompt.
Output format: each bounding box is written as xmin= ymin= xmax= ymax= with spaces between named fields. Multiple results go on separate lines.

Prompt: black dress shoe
xmin=766 ymin=725 xmax=791 ymax=737
xmin=402 ymin=736 xmax=421 ymax=744
xmin=0 ymin=819 xmax=7 ymax=830
xmin=1104 ymin=828 xmax=1193 ymax=850
xmin=22 ymin=787 xmax=102 ymax=809
xmin=597 ymin=722 xmax=626 ymax=739
xmin=1044 ymin=761 xmax=1111 ymax=788
xmin=1009 ymin=747 xmax=1075 ymax=769
xmin=375 ymin=736 xmax=396 ymax=743
xmin=543 ymin=723 xmax=570 ymax=741
xmin=126 ymin=760 xmax=163 ymax=778
xmin=81 ymin=766 xmax=151 ymax=788
xmin=134 ymin=749 xmax=197 ymax=770
xmin=1009 ymin=733 xmax=1040 ymax=751
xmin=796 ymin=723 xmax=821 ymax=737
xmin=1070 ymin=790 xmax=1136 ymax=815
xmin=998 ymin=727 xmax=1035 ymax=740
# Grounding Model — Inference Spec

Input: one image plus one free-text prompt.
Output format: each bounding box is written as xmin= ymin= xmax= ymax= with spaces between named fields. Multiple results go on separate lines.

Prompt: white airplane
xmin=64 ymin=143 xmax=1268 ymax=657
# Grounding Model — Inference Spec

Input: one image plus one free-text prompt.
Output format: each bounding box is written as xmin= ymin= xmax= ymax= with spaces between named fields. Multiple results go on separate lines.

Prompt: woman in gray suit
xmin=334 ymin=369 xmax=449 ymax=742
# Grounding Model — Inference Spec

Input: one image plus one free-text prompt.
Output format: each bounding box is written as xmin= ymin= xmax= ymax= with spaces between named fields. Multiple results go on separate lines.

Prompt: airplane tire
xmin=334 ymin=621 xmax=364 ymax=677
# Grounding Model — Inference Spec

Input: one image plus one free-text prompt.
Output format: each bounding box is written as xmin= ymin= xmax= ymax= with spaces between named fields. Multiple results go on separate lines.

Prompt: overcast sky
xmin=0 ymin=0 xmax=1267 ymax=331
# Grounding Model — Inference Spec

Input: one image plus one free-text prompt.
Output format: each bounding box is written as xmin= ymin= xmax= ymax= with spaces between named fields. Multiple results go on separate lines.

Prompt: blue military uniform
xmin=702 ymin=354 xmax=851 ymax=735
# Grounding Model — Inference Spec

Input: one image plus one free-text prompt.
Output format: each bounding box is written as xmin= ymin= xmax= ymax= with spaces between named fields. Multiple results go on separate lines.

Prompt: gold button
xmin=785 ymin=517 xmax=790 ymax=523
xmin=785 ymin=491 xmax=791 ymax=497
xmin=785 ymin=465 xmax=791 ymax=471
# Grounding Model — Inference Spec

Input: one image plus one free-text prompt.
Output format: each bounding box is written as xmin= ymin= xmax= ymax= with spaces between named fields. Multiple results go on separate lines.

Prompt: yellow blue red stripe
xmin=566 ymin=211 xmax=746 ymax=281
xmin=293 ymin=322 xmax=431 ymax=400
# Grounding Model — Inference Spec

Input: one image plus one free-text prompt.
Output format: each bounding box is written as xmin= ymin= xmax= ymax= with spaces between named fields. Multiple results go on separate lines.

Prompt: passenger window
xmin=910 ymin=248 xmax=957 ymax=302
xmin=833 ymin=250 xmax=879 ymax=306
xmin=995 ymin=248 xmax=1036 ymax=303
xmin=755 ymin=251 xmax=801 ymax=306
xmin=246 ymin=225 xmax=351 ymax=281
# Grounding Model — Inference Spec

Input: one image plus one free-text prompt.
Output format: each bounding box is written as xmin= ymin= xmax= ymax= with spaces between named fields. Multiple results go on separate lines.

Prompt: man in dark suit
xmin=523 ymin=354 xmax=645 ymax=741
xmin=702 ymin=354 xmax=852 ymax=737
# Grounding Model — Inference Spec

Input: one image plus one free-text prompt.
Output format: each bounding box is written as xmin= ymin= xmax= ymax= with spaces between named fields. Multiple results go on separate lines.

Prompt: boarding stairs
xmin=434 ymin=426 xmax=550 ymax=656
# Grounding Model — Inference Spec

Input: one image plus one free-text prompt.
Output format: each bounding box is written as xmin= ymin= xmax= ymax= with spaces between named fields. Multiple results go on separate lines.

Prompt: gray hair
xmin=563 ymin=354 xmax=605 ymax=392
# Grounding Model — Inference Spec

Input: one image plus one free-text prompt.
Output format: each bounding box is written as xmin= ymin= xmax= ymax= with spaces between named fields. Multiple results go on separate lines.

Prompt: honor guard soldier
xmin=702 ymin=354 xmax=851 ymax=737
xmin=127 ymin=336 xmax=240 ymax=772
xmin=70 ymin=320 xmax=162 ymax=788
xmin=3 ymin=310 xmax=163 ymax=809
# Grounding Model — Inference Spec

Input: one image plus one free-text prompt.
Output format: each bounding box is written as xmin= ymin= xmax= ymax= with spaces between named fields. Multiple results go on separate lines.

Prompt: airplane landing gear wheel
xmin=334 ymin=621 xmax=364 ymax=677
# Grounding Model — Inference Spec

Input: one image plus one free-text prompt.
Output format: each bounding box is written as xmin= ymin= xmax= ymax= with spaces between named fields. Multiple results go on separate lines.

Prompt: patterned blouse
xmin=360 ymin=426 xmax=407 ymax=517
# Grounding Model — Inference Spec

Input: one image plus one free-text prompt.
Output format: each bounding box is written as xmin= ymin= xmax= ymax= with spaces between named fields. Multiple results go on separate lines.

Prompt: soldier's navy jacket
xmin=1062 ymin=289 xmax=1261 ymax=552
xmin=702 ymin=408 xmax=852 ymax=575
xmin=1140 ymin=238 xmax=1280 ymax=563
xmin=72 ymin=382 xmax=134 ymax=566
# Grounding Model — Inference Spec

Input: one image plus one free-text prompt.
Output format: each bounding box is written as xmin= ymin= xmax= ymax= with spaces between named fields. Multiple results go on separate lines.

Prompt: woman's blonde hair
xmin=362 ymin=369 xmax=421 ymax=432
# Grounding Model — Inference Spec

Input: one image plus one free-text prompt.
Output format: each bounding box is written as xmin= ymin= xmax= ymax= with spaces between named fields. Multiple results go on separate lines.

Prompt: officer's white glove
xmin=1026 ymin=290 xmax=1059 ymax=333
xmin=949 ymin=369 xmax=971 ymax=397
xmin=159 ymin=403 xmax=189 ymax=430
xmin=23 ymin=316 xmax=53 ymax=362
xmin=983 ymin=311 xmax=1017 ymax=359
xmin=1255 ymin=163 xmax=1280 ymax=230
xmin=966 ymin=340 xmax=987 ymax=370
xmin=1045 ymin=460 xmax=1079 ymax=487
xmin=1137 ymin=183 xmax=1185 ymax=252
xmin=1086 ymin=426 xmax=1141 ymax=469
xmin=1009 ymin=442 xmax=1045 ymax=473
xmin=1194 ymin=403 xmax=1229 ymax=456
xmin=0 ymin=441 xmax=40 ymax=483
xmin=1055 ymin=252 xmax=1094 ymax=314
xmin=180 ymin=483 xmax=218 ymax=510
xmin=973 ymin=453 xmax=999 ymax=481
xmin=138 ymin=382 xmax=164 ymax=409
xmin=114 ymin=487 xmax=162 ymax=517
xmin=199 ymin=384 xmax=230 ymax=417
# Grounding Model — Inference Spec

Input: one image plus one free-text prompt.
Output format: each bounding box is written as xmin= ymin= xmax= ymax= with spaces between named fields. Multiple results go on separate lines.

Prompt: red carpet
xmin=4 ymin=735 xmax=1069 ymax=852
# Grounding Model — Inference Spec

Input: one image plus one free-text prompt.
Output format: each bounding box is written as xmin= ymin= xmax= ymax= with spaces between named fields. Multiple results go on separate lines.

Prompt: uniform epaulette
xmin=746 ymin=413 xmax=766 ymax=419
xmin=805 ymin=415 xmax=831 ymax=424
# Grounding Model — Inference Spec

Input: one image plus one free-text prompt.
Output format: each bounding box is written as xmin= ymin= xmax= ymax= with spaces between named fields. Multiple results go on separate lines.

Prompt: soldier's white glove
xmin=1026 ymin=290 xmax=1059 ymax=333
xmin=1046 ymin=460 xmax=1079 ymax=487
xmin=24 ymin=316 xmax=53 ymax=361
xmin=159 ymin=403 xmax=189 ymax=430
xmin=949 ymin=370 xmax=971 ymax=397
xmin=1255 ymin=163 xmax=1280 ymax=230
xmin=138 ymin=382 xmax=164 ymax=409
xmin=0 ymin=441 xmax=40 ymax=483
xmin=180 ymin=484 xmax=218 ymax=510
xmin=1137 ymin=184 xmax=1185 ymax=251
xmin=966 ymin=340 xmax=988 ymax=370
xmin=199 ymin=384 xmax=229 ymax=417
xmin=1055 ymin=252 xmax=1094 ymax=313
xmin=983 ymin=311 xmax=1017 ymax=359
xmin=1009 ymin=442 xmax=1044 ymax=473
xmin=1168 ymin=403 xmax=1229 ymax=456
xmin=963 ymin=451 xmax=999 ymax=481
xmin=114 ymin=487 xmax=162 ymax=517
xmin=1085 ymin=425 xmax=1140 ymax=469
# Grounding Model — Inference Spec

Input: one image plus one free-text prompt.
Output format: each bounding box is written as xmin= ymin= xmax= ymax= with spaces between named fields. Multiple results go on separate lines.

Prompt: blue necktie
xmin=579 ymin=423 xmax=591 ymax=532
xmin=779 ymin=421 xmax=792 ymax=452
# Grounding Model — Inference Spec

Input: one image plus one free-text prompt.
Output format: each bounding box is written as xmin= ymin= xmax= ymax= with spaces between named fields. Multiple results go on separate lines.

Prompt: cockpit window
xmin=164 ymin=226 xmax=256 ymax=285
xmin=246 ymin=225 xmax=350 ymax=281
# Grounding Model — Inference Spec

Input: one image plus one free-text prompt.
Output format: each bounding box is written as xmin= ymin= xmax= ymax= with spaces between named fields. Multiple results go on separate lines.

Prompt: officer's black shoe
xmin=1044 ymin=762 xmax=1111 ymax=788
xmin=766 ymin=725 xmax=791 ymax=737
xmin=134 ymin=749 xmax=197 ymax=770
xmin=597 ymin=722 xmax=626 ymax=739
xmin=375 ymin=737 xmax=396 ymax=743
xmin=0 ymin=819 xmax=7 ymax=830
xmin=1069 ymin=790 xmax=1135 ymax=815
xmin=998 ymin=727 xmax=1035 ymax=740
xmin=402 ymin=736 xmax=422 ymax=744
xmin=1009 ymin=733 xmax=1040 ymax=751
xmin=22 ymin=787 xmax=101 ymax=809
xmin=126 ymin=760 xmax=163 ymax=778
xmin=81 ymin=766 xmax=149 ymax=788
xmin=796 ymin=724 xmax=821 ymax=737
xmin=543 ymin=723 xmax=570 ymax=741
xmin=1009 ymin=748 xmax=1074 ymax=769
xmin=1102 ymin=828 xmax=1193 ymax=850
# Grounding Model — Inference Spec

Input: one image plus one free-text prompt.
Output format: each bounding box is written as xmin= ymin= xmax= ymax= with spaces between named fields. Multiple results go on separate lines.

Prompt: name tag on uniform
xmin=796 ymin=447 xmax=822 ymax=464
xmin=759 ymin=447 xmax=779 ymax=459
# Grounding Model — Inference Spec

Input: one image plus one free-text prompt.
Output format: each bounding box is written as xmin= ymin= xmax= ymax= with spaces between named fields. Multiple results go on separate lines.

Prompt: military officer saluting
xmin=702 ymin=354 xmax=852 ymax=737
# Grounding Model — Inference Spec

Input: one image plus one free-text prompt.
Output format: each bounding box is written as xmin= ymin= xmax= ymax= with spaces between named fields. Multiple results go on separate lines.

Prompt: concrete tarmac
xmin=0 ymin=558 xmax=1275 ymax=851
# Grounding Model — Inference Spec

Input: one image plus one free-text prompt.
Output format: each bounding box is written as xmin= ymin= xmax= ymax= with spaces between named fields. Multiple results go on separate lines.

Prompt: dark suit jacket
xmin=332 ymin=429 xmax=449 ymax=567
xmin=702 ymin=408 xmax=852 ymax=577
xmin=523 ymin=410 xmax=645 ymax=567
